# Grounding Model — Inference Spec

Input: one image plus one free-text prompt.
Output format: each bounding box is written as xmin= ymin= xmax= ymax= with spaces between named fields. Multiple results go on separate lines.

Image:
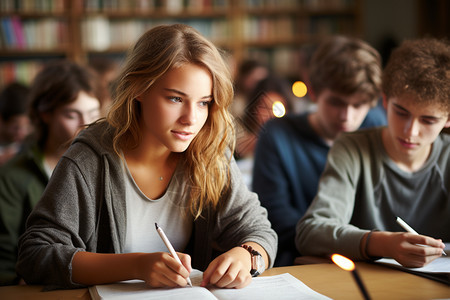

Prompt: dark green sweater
xmin=0 ymin=144 xmax=48 ymax=285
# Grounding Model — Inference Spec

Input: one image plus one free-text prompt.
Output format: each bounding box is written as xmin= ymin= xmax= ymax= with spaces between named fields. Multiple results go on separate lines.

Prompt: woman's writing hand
xmin=72 ymin=251 xmax=191 ymax=287
xmin=136 ymin=252 xmax=192 ymax=287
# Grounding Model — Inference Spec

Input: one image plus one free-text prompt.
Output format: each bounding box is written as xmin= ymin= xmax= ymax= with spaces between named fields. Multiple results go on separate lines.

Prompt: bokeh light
xmin=331 ymin=254 xmax=355 ymax=271
xmin=292 ymin=81 xmax=307 ymax=98
xmin=272 ymin=101 xmax=286 ymax=118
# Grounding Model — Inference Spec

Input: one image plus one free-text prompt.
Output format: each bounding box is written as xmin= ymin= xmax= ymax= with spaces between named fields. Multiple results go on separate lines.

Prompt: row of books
xmin=301 ymin=0 xmax=355 ymax=10
xmin=82 ymin=16 xmax=231 ymax=51
xmin=0 ymin=0 xmax=357 ymax=15
xmin=0 ymin=0 xmax=356 ymax=15
xmin=0 ymin=61 xmax=43 ymax=88
xmin=243 ymin=0 xmax=303 ymax=9
xmin=240 ymin=15 xmax=356 ymax=42
xmin=244 ymin=46 xmax=302 ymax=77
xmin=0 ymin=15 xmax=354 ymax=53
xmin=242 ymin=16 xmax=303 ymax=42
xmin=81 ymin=0 xmax=355 ymax=13
xmin=309 ymin=16 xmax=356 ymax=35
xmin=82 ymin=16 xmax=353 ymax=50
xmin=0 ymin=16 xmax=67 ymax=50
xmin=0 ymin=0 xmax=67 ymax=13
xmin=83 ymin=0 xmax=229 ymax=13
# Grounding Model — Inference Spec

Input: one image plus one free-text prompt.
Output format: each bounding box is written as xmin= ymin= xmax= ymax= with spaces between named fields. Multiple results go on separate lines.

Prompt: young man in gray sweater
xmin=296 ymin=38 xmax=449 ymax=268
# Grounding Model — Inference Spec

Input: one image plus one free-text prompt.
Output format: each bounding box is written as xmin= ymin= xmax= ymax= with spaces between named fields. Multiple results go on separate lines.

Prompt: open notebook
xmin=376 ymin=243 xmax=450 ymax=285
xmin=89 ymin=269 xmax=331 ymax=300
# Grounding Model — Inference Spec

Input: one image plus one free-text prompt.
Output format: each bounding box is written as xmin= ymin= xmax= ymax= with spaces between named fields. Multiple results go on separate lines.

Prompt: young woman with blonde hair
xmin=17 ymin=24 xmax=276 ymax=289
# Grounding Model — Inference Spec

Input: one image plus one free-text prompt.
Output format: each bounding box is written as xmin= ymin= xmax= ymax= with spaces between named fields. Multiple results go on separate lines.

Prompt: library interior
xmin=0 ymin=0 xmax=449 ymax=299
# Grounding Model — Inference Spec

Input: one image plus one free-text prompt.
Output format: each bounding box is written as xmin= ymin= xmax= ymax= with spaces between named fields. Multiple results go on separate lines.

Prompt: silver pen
xmin=155 ymin=223 xmax=193 ymax=287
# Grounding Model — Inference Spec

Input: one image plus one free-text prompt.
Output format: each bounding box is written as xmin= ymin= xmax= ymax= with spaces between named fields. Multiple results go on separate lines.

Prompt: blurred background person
xmin=0 ymin=82 xmax=32 ymax=165
xmin=253 ymin=36 xmax=387 ymax=266
xmin=293 ymin=43 xmax=318 ymax=114
xmin=0 ymin=61 xmax=101 ymax=286
xmin=89 ymin=57 xmax=121 ymax=117
xmin=231 ymin=59 xmax=269 ymax=119
xmin=235 ymin=74 xmax=294 ymax=188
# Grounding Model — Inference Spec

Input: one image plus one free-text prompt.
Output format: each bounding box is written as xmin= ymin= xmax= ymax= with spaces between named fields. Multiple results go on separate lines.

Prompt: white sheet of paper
xmin=89 ymin=270 xmax=331 ymax=300
xmin=210 ymin=273 xmax=331 ymax=300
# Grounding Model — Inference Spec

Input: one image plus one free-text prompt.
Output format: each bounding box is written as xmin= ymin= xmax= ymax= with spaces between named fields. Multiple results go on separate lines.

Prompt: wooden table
xmin=263 ymin=262 xmax=450 ymax=299
xmin=1 ymin=262 xmax=449 ymax=299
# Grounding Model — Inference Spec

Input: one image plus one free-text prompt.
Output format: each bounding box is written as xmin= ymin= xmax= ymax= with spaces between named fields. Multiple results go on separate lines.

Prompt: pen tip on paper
xmin=155 ymin=223 xmax=158 ymax=229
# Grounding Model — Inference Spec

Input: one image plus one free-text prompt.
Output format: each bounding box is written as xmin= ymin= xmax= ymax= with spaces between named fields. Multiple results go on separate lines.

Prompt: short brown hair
xmin=382 ymin=38 xmax=450 ymax=112
xmin=29 ymin=60 xmax=100 ymax=146
xmin=309 ymin=35 xmax=382 ymax=104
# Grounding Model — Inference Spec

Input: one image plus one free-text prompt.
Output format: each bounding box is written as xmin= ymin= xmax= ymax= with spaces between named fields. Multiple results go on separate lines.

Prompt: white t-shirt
xmin=123 ymin=161 xmax=193 ymax=254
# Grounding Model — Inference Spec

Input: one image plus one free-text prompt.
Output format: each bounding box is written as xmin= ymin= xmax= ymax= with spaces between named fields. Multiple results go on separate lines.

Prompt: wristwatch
xmin=241 ymin=245 xmax=265 ymax=277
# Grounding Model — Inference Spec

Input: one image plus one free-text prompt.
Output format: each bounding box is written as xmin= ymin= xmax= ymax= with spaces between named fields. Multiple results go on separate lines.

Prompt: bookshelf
xmin=0 ymin=0 xmax=362 ymax=87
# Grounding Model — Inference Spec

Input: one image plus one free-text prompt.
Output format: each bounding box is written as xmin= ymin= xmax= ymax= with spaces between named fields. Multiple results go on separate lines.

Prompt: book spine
xmin=1 ymin=18 xmax=16 ymax=49
xmin=11 ymin=16 xmax=26 ymax=49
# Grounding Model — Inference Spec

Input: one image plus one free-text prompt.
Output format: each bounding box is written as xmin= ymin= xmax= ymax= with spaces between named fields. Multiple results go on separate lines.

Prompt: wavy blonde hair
xmin=106 ymin=24 xmax=235 ymax=218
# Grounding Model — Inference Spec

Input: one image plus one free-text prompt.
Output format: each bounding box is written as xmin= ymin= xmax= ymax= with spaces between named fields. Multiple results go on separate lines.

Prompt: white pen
xmin=396 ymin=216 xmax=446 ymax=256
xmin=155 ymin=223 xmax=193 ymax=287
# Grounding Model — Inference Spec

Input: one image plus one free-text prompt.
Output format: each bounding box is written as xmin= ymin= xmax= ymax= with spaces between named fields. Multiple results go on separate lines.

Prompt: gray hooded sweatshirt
xmin=16 ymin=121 xmax=277 ymax=289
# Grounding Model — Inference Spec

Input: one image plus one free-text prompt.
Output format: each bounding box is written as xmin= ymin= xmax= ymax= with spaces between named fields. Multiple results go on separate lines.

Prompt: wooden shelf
xmin=0 ymin=48 xmax=68 ymax=56
xmin=0 ymin=0 xmax=362 ymax=85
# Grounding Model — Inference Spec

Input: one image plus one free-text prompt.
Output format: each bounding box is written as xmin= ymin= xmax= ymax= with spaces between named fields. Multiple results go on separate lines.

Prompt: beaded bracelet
xmin=241 ymin=244 xmax=259 ymax=256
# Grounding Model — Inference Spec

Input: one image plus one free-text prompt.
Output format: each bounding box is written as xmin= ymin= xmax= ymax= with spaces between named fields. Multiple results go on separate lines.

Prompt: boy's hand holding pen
xmin=396 ymin=217 xmax=446 ymax=256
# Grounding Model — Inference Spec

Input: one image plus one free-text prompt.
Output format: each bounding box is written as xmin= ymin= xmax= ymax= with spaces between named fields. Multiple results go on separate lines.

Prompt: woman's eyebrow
xmin=164 ymin=88 xmax=187 ymax=96
xmin=164 ymin=88 xmax=212 ymax=99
